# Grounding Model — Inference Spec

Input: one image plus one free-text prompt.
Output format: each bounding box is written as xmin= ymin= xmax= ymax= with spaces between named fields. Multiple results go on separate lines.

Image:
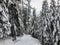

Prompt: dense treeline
xmin=36 ymin=0 xmax=60 ymax=45
xmin=0 ymin=0 xmax=35 ymax=40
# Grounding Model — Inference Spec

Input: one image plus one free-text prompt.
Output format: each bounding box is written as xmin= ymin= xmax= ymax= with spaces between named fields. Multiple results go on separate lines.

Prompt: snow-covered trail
xmin=0 ymin=34 xmax=41 ymax=45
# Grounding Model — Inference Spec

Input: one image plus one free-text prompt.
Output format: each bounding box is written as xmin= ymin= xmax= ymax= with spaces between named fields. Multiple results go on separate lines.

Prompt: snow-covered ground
xmin=0 ymin=34 xmax=41 ymax=45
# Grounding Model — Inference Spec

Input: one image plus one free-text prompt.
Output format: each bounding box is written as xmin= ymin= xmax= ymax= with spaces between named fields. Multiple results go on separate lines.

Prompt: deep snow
xmin=0 ymin=34 xmax=41 ymax=45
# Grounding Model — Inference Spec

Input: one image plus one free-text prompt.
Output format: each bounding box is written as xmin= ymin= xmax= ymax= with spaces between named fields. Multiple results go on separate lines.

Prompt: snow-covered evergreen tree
xmin=39 ymin=0 xmax=50 ymax=45
xmin=31 ymin=8 xmax=38 ymax=38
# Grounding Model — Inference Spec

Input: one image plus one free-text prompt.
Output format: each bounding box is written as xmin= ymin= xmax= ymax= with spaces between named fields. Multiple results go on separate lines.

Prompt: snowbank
xmin=0 ymin=34 xmax=41 ymax=45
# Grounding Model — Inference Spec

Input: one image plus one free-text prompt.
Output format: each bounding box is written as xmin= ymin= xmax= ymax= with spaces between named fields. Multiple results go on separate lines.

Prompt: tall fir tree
xmin=41 ymin=0 xmax=49 ymax=45
xmin=50 ymin=0 xmax=58 ymax=45
xmin=33 ymin=8 xmax=37 ymax=31
xmin=56 ymin=0 xmax=60 ymax=45
xmin=22 ymin=8 xmax=27 ymax=33
xmin=31 ymin=8 xmax=38 ymax=38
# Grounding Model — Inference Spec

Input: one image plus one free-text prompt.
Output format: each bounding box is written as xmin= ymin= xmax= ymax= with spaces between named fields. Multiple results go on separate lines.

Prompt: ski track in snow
xmin=0 ymin=34 xmax=41 ymax=45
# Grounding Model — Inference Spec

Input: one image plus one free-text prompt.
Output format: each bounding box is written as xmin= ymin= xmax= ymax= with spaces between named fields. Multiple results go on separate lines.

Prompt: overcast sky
xmin=31 ymin=0 xmax=43 ymax=12
xmin=30 ymin=0 xmax=57 ymax=15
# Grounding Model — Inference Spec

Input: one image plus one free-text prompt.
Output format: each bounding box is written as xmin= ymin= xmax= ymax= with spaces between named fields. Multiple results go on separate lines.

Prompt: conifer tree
xmin=41 ymin=0 xmax=49 ymax=45
xmin=50 ymin=0 xmax=57 ymax=45
xmin=33 ymin=8 xmax=37 ymax=31
xmin=55 ymin=0 xmax=60 ymax=45
xmin=31 ymin=8 xmax=38 ymax=38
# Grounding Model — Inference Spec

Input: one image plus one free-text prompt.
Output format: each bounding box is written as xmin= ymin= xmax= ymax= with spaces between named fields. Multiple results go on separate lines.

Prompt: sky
xmin=31 ymin=0 xmax=43 ymax=12
xmin=30 ymin=0 xmax=57 ymax=15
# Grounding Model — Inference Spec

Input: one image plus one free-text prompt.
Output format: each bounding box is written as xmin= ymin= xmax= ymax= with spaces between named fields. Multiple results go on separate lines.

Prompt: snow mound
xmin=0 ymin=34 xmax=41 ymax=45
xmin=15 ymin=34 xmax=41 ymax=45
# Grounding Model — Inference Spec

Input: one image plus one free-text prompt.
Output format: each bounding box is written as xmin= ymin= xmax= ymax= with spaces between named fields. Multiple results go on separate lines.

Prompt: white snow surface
xmin=0 ymin=34 xmax=41 ymax=45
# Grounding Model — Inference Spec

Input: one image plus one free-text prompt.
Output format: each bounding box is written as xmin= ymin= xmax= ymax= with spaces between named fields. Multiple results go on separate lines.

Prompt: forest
xmin=0 ymin=0 xmax=60 ymax=45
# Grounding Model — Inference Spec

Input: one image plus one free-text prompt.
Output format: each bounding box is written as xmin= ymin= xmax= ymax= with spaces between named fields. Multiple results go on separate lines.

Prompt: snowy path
xmin=0 ymin=34 xmax=41 ymax=45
